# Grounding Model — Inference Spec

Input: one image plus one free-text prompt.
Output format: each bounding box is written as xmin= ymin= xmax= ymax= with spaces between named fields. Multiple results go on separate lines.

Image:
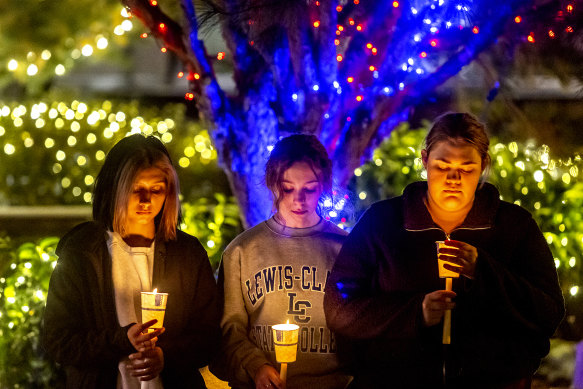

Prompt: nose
xmin=446 ymin=169 xmax=461 ymax=182
xmin=139 ymin=190 xmax=151 ymax=205
xmin=293 ymin=190 xmax=306 ymax=203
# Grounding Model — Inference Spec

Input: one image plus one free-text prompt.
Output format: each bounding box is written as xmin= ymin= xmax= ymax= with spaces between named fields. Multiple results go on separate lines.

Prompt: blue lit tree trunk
xmin=121 ymin=0 xmax=533 ymax=228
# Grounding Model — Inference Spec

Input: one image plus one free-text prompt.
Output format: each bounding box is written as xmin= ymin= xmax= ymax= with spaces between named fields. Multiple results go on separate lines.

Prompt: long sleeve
xmin=159 ymin=245 xmax=221 ymax=386
xmin=42 ymin=247 xmax=135 ymax=367
xmin=469 ymin=212 xmax=565 ymax=338
xmin=212 ymin=247 xmax=270 ymax=385
xmin=324 ymin=206 xmax=425 ymax=341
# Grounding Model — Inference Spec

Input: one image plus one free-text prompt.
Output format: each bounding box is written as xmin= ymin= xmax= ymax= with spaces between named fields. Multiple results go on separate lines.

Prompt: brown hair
xmin=425 ymin=112 xmax=491 ymax=174
xmin=265 ymin=134 xmax=332 ymax=212
xmin=93 ymin=134 xmax=181 ymax=241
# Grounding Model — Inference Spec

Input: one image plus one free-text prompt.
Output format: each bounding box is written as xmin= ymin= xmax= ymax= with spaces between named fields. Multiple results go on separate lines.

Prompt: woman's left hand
xmin=127 ymin=347 xmax=164 ymax=381
xmin=439 ymin=240 xmax=478 ymax=279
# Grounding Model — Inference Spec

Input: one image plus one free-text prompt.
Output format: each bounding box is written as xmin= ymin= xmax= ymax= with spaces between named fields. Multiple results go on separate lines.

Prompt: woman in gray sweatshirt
xmin=211 ymin=135 xmax=352 ymax=389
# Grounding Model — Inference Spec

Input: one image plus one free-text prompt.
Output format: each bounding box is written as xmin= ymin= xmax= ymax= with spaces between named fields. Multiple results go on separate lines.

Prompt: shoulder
xmin=226 ymin=222 xmax=269 ymax=249
xmin=358 ymin=196 xmax=404 ymax=226
xmin=314 ymin=219 xmax=348 ymax=247
xmin=167 ymin=229 xmax=207 ymax=258
xmin=220 ymin=222 xmax=270 ymax=268
xmin=56 ymin=221 xmax=108 ymax=257
xmin=496 ymin=200 xmax=535 ymax=226
xmin=322 ymin=219 xmax=349 ymax=237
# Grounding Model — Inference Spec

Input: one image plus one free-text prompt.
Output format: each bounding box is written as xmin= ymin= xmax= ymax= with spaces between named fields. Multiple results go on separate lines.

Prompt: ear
xmin=421 ymin=149 xmax=429 ymax=169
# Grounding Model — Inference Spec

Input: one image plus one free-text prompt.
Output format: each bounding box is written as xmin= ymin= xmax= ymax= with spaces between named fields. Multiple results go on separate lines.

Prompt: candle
xmin=272 ymin=321 xmax=299 ymax=384
xmin=140 ymin=288 xmax=168 ymax=332
xmin=436 ymin=241 xmax=457 ymax=345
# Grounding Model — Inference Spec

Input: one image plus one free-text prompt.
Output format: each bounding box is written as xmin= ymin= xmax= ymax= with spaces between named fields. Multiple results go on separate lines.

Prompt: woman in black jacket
xmin=324 ymin=113 xmax=565 ymax=389
xmin=42 ymin=134 xmax=220 ymax=389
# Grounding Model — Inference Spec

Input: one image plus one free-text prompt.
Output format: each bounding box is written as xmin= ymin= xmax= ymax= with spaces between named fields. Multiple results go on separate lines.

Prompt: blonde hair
xmin=93 ymin=134 xmax=182 ymax=241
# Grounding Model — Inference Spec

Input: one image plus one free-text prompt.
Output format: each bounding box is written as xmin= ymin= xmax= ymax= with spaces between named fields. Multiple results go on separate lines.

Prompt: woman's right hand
xmin=127 ymin=319 xmax=165 ymax=351
xmin=422 ymin=290 xmax=456 ymax=327
xmin=255 ymin=364 xmax=284 ymax=389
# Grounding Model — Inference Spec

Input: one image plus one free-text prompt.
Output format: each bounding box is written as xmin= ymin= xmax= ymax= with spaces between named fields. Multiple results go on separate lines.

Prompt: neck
xmin=274 ymin=212 xmax=321 ymax=229
xmin=123 ymin=234 xmax=154 ymax=247
xmin=122 ymin=223 xmax=155 ymax=246
xmin=424 ymin=195 xmax=472 ymax=235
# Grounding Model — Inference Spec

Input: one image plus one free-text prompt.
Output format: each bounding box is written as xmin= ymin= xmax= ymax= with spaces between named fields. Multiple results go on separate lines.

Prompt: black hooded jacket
xmin=42 ymin=221 xmax=221 ymax=389
xmin=324 ymin=182 xmax=564 ymax=388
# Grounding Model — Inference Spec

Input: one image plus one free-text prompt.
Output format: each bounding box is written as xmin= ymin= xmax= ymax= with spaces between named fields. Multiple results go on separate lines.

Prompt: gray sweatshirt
xmin=215 ymin=216 xmax=352 ymax=389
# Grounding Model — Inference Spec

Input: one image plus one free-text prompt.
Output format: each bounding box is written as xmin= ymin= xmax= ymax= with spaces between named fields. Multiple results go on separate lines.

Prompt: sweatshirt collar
xmin=265 ymin=215 xmax=326 ymax=237
xmin=403 ymin=181 xmax=500 ymax=231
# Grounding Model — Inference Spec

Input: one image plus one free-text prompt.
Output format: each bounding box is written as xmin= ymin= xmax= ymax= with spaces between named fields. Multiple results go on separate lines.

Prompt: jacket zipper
xmin=405 ymin=226 xmax=491 ymax=240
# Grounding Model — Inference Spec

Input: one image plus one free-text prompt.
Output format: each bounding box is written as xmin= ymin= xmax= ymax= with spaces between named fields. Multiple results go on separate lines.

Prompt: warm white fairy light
xmin=77 ymin=156 xmax=87 ymax=166
xmin=7 ymin=59 xmax=18 ymax=71
xmin=81 ymin=44 xmax=94 ymax=57
xmin=179 ymin=157 xmax=190 ymax=168
xmin=4 ymin=144 xmax=16 ymax=155
xmin=96 ymin=36 xmax=109 ymax=50
xmin=184 ymin=146 xmax=195 ymax=157
xmin=55 ymin=64 xmax=66 ymax=76
xmin=121 ymin=20 xmax=133 ymax=31
xmin=26 ymin=64 xmax=38 ymax=76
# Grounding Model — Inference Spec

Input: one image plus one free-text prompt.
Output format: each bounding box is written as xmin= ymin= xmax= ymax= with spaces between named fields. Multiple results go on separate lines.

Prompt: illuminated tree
xmin=118 ymin=0 xmax=583 ymax=227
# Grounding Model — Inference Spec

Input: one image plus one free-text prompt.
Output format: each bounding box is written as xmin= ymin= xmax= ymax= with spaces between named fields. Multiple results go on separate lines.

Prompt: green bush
xmin=181 ymin=193 xmax=242 ymax=270
xmin=0 ymin=236 xmax=62 ymax=388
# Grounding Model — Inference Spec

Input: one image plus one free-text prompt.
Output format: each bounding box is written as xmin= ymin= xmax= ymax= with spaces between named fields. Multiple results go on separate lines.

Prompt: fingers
xmin=127 ymin=348 xmax=164 ymax=381
xmin=422 ymin=290 xmax=456 ymax=326
xmin=140 ymin=319 xmax=158 ymax=332
xmin=127 ymin=324 xmax=165 ymax=352
xmin=438 ymin=240 xmax=478 ymax=279
xmin=425 ymin=290 xmax=456 ymax=308
xmin=255 ymin=365 xmax=284 ymax=389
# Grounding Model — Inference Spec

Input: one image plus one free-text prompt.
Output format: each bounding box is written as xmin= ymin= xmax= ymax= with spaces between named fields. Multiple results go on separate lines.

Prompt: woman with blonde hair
xmin=43 ymin=134 xmax=220 ymax=389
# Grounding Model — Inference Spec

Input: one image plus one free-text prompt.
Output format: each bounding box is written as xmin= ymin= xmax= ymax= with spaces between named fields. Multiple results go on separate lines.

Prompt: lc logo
xmin=287 ymin=292 xmax=311 ymax=324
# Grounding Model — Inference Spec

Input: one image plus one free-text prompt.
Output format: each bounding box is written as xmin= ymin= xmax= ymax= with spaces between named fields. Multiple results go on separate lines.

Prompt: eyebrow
xmin=282 ymin=180 xmax=319 ymax=184
xmin=435 ymin=158 xmax=479 ymax=165
xmin=135 ymin=179 xmax=167 ymax=185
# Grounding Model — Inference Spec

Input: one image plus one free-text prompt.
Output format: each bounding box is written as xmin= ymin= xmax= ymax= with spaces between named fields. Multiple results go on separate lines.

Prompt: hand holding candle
xmin=437 ymin=240 xmax=478 ymax=279
xmin=272 ymin=321 xmax=299 ymax=385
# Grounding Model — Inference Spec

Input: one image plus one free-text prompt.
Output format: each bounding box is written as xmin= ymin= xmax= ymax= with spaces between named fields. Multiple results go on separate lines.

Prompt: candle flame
xmin=153 ymin=288 xmax=157 ymax=294
xmin=286 ymin=319 xmax=289 ymax=324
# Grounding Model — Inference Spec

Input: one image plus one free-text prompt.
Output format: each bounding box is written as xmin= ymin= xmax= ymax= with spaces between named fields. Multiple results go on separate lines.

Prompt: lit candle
xmin=272 ymin=320 xmax=299 ymax=384
xmin=140 ymin=288 xmax=168 ymax=332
